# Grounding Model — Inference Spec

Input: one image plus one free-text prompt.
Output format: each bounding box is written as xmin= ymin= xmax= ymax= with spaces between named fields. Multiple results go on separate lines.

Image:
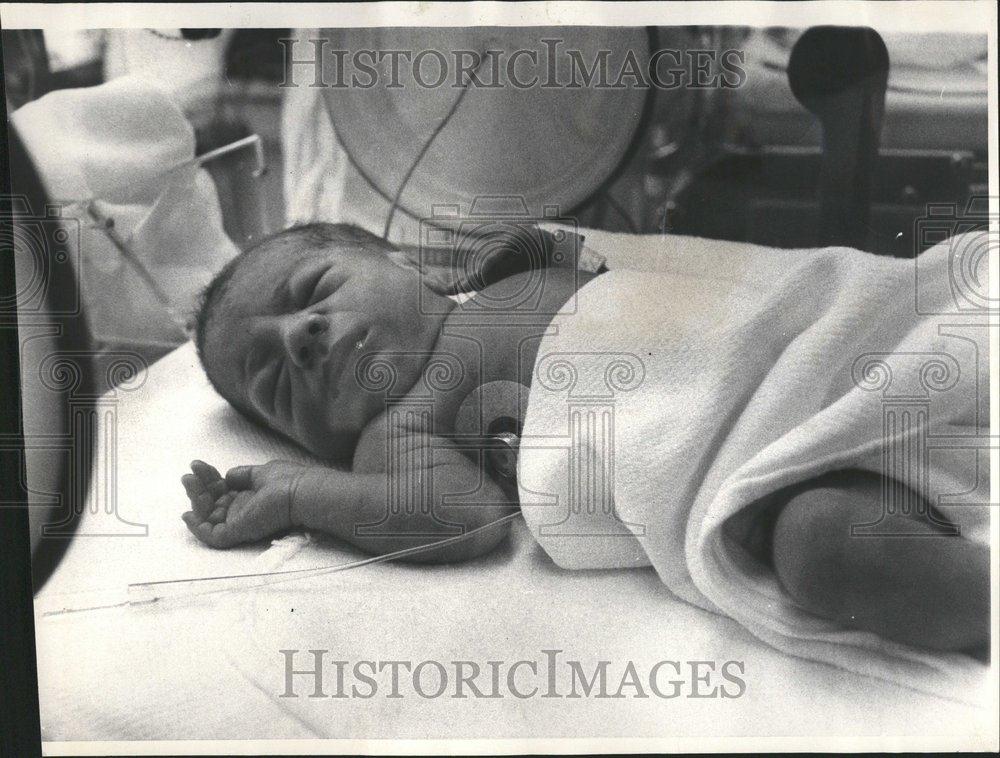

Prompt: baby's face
xmin=202 ymin=243 xmax=444 ymax=459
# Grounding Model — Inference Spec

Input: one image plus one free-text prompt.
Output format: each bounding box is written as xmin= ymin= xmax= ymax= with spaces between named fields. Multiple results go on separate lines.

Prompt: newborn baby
xmin=185 ymin=222 xmax=987 ymax=657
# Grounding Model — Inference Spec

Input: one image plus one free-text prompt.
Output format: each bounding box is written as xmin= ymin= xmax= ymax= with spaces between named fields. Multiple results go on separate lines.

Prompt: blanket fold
xmin=517 ymin=232 xmax=990 ymax=701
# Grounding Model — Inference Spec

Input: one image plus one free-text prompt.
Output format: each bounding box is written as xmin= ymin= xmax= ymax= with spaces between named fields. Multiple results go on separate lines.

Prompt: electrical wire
xmin=382 ymin=58 xmax=484 ymax=240
xmin=39 ymin=511 xmax=523 ymax=615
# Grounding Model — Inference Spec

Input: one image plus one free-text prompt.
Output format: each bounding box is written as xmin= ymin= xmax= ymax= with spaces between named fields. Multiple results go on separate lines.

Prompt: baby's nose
xmin=285 ymin=313 xmax=330 ymax=369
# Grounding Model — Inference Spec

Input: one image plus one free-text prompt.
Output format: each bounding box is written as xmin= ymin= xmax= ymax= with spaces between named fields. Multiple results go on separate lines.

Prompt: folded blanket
xmin=518 ymin=231 xmax=991 ymax=701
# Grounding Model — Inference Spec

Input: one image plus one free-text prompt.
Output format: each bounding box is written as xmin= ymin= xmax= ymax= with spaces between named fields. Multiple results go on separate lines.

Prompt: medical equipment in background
xmin=313 ymin=26 xmax=656 ymax=246
xmin=8 ymin=73 xmax=263 ymax=370
xmin=662 ymin=26 xmax=988 ymax=255
xmin=787 ymin=26 xmax=889 ymax=250
xmin=79 ymin=133 xmax=266 ymax=332
xmin=303 ymin=24 xmax=986 ymax=256
xmin=3 ymin=30 xmax=276 ymax=369
xmin=318 ymin=25 xmax=985 ymax=254
xmin=4 ymin=28 xmax=233 ymax=121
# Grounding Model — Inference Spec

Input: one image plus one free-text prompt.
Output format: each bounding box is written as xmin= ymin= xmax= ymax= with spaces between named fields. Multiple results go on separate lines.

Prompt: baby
xmin=184 ymin=222 xmax=987 ymax=657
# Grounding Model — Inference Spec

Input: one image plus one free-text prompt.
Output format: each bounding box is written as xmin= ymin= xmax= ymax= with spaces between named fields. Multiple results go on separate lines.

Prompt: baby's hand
xmin=180 ymin=459 xmax=308 ymax=549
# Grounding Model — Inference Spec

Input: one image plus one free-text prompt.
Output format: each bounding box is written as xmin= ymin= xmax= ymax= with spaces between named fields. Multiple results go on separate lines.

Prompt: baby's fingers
xmin=191 ymin=460 xmax=228 ymax=499
xmin=181 ymin=473 xmax=217 ymax=519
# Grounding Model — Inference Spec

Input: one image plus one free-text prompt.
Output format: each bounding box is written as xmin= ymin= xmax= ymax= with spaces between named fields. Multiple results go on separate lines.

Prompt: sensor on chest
xmin=453 ymin=380 xmax=529 ymax=483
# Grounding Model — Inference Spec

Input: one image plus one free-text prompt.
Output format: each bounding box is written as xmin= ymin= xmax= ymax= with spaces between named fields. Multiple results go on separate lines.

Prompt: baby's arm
xmin=181 ymin=435 xmax=516 ymax=562
xmin=295 ymin=433 xmax=516 ymax=561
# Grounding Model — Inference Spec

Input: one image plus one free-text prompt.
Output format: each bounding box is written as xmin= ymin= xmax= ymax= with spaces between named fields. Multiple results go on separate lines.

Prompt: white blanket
xmin=519 ymin=231 xmax=991 ymax=702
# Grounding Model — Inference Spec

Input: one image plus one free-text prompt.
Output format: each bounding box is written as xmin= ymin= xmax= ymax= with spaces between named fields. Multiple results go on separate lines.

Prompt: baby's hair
xmin=194 ymin=222 xmax=395 ymax=423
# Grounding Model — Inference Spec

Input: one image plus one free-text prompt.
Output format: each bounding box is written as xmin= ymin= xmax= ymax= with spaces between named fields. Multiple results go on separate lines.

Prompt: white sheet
xmin=34 ymin=231 xmax=995 ymax=749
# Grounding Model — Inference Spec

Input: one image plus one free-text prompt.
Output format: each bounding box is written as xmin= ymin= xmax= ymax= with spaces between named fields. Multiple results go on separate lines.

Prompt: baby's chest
xmin=356 ymin=328 xmax=531 ymax=487
xmin=421 ymin=323 xmax=542 ymax=438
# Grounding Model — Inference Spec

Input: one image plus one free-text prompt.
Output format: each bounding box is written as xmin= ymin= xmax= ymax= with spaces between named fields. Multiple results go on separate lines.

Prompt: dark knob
xmin=788 ymin=26 xmax=889 ymax=250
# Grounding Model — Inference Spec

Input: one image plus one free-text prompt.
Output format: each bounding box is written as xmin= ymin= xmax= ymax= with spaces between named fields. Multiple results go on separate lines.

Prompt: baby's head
xmin=196 ymin=223 xmax=447 ymax=461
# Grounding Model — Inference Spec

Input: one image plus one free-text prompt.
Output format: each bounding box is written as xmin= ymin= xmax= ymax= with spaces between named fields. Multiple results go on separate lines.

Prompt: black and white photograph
xmin=1 ymin=1 xmax=997 ymax=754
